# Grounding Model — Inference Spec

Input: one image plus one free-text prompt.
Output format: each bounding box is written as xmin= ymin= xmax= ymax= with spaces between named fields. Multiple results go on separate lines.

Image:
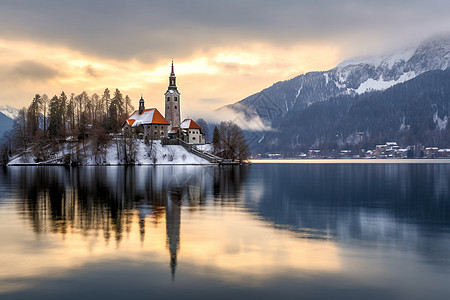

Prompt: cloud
xmin=1 ymin=0 xmax=450 ymax=113
xmin=199 ymin=98 xmax=226 ymax=104
xmin=85 ymin=65 xmax=99 ymax=78
xmin=5 ymin=60 xmax=63 ymax=82
xmin=0 ymin=0 xmax=449 ymax=63
xmin=209 ymin=106 xmax=275 ymax=132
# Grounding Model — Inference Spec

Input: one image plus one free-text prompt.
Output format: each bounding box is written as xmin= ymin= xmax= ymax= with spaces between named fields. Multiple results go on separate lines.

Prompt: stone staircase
xmin=161 ymin=137 xmax=223 ymax=164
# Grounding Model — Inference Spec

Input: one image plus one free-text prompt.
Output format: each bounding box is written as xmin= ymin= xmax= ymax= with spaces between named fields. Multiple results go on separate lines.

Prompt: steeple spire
xmin=139 ymin=95 xmax=145 ymax=114
xmin=169 ymin=60 xmax=177 ymax=89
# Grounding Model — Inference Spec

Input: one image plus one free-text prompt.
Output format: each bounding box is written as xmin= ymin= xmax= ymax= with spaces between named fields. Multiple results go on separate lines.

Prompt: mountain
xmin=219 ymin=35 xmax=450 ymax=153
xmin=0 ymin=105 xmax=18 ymax=139
xmin=0 ymin=105 xmax=19 ymax=121
xmin=271 ymin=68 xmax=450 ymax=153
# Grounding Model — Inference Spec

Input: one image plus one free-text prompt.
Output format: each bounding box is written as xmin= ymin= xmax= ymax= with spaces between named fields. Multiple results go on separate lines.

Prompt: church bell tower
xmin=164 ymin=61 xmax=181 ymax=128
xmin=139 ymin=95 xmax=145 ymax=114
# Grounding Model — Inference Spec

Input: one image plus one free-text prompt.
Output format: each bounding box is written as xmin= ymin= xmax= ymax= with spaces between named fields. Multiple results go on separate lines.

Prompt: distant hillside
xmin=0 ymin=112 xmax=15 ymax=139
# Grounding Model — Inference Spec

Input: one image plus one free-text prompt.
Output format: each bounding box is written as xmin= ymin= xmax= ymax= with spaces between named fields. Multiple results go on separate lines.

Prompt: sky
xmin=0 ymin=0 xmax=449 ymax=120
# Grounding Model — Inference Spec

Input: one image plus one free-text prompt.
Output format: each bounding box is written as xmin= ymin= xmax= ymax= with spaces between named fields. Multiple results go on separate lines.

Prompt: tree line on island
xmin=0 ymin=88 xmax=249 ymax=165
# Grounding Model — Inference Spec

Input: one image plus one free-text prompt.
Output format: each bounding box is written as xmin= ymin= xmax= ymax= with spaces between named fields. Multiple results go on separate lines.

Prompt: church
xmin=123 ymin=62 xmax=205 ymax=144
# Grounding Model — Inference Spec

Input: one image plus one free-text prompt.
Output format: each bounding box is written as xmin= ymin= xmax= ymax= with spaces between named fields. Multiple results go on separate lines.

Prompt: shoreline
xmin=250 ymin=158 xmax=450 ymax=164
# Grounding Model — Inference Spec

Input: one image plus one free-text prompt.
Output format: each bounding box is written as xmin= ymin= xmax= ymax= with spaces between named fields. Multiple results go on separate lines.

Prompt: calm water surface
xmin=1 ymin=163 xmax=450 ymax=299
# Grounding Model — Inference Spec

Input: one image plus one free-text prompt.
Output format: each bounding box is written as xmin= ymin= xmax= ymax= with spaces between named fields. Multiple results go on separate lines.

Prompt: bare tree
xmin=218 ymin=121 xmax=249 ymax=161
xmin=13 ymin=108 xmax=31 ymax=158
xmin=90 ymin=127 xmax=110 ymax=164
xmin=196 ymin=118 xmax=209 ymax=142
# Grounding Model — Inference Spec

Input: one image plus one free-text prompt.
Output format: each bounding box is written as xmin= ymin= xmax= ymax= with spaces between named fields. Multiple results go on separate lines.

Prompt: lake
xmin=1 ymin=162 xmax=450 ymax=299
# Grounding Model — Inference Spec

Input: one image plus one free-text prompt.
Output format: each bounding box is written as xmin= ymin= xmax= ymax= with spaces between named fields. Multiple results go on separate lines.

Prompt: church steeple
xmin=169 ymin=60 xmax=177 ymax=89
xmin=165 ymin=60 xmax=181 ymax=128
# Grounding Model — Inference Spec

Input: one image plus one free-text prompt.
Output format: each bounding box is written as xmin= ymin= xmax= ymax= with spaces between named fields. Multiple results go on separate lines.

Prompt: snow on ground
xmin=135 ymin=141 xmax=209 ymax=165
xmin=8 ymin=140 xmax=210 ymax=166
xmin=195 ymin=143 xmax=213 ymax=153
xmin=433 ymin=112 xmax=448 ymax=131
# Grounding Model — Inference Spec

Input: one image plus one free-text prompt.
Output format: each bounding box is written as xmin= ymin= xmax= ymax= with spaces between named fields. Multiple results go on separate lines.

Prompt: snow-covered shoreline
xmin=7 ymin=140 xmax=214 ymax=166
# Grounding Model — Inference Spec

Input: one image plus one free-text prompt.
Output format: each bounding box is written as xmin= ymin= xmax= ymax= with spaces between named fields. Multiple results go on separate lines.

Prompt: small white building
xmin=179 ymin=118 xmax=205 ymax=144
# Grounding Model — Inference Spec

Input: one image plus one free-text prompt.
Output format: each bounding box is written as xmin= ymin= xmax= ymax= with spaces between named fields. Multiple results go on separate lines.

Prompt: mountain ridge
xmin=221 ymin=35 xmax=450 ymax=123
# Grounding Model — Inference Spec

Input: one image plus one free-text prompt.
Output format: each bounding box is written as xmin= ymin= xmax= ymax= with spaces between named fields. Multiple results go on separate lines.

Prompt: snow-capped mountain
xmin=0 ymin=105 xmax=19 ymax=121
xmin=220 ymin=35 xmax=450 ymax=129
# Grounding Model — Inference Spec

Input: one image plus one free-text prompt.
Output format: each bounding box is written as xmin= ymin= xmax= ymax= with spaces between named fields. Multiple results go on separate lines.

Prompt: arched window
xmin=175 ymin=106 xmax=177 ymax=109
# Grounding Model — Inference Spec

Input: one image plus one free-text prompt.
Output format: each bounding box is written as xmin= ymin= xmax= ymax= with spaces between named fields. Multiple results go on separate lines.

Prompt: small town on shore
xmin=260 ymin=142 xmax=450 ymax=159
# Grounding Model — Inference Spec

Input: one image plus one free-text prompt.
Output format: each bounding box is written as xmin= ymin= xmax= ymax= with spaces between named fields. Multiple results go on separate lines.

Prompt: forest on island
xmin=0 ymin=88 xmax=134 ymax=164
xmin=0 ymin=88 xmax=249 ymax=165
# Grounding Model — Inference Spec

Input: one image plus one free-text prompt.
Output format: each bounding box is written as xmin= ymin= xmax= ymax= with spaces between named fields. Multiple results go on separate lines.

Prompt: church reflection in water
xmin=6 ymin=165 xmax=248 ymax=279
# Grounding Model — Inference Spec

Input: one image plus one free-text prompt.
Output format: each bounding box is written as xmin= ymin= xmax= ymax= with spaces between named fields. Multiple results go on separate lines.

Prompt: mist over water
xmin=1 ymin=163 xmax=450 ymax=299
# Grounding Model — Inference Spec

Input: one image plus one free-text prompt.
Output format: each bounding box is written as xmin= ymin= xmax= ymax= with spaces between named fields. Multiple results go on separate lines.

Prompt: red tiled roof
xmin=180 ymin=118 xmax=201 ymax=129
xmin=125 ymin=108 xmax=169 ymax=126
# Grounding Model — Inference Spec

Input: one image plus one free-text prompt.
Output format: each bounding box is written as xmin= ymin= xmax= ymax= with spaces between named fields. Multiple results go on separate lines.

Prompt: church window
xmin=167 ymin=106 xmax=169 ymax=109
xmin=175 ymin=97 xmax=178 ymax=101
xmin=167 ymin=97 xmax=170 ymax=101
xmin=175 ymin=106 xmax=177 ymax=109
xmin=154 ymin=131 xmax=157 ymax=135
xmin=155 ymin=125 xmax=157 ymax=129
xmin=193 ymin=137 xmax=196 ymax=140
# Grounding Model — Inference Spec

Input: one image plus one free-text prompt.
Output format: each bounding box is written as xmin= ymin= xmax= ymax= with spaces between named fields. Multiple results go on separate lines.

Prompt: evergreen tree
xmin=27 ymin=94 xmax=41 ymax=137
xmin=125 ymin=95 xmax=134 ymax=117
xmin=40 ymin=94 xmax=49 ymax=133
xmin=102 ymin=88 xmax=111 ymax=127
xmin=109 ymin=88 xmax=124 ymax=131
xmin=66 ymin=93 xmax=75 ymax=135
xmin=58 ymin=92 xmax=67 ymax=136
xmin=48 ymin=95 xmax=61 ymax=138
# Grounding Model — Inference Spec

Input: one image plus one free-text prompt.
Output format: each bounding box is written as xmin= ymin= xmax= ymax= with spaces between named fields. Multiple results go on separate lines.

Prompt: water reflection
xmin=1 ymin=163 xmax=450 ymax=299
xmin=3 ymin=166 xmax=248 ymax=281
xmin=246 ymin=163 xmax=450 ymax=266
